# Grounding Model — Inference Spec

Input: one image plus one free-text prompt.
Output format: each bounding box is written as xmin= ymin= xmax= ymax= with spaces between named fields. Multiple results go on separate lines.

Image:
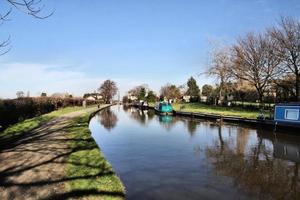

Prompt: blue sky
xmin=1 ymin=0 xmax=300 ymax=98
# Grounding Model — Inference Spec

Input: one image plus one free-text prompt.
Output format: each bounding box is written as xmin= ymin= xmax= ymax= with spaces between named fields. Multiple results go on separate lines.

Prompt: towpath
xmin=0 ymin=107 xmax=98 ymax=200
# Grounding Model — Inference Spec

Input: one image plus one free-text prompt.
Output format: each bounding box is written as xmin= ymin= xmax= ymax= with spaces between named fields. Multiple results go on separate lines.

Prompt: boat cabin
xmin=274 ymin=103 xmax=300 ymax=124
xmin=155 ymin=102 xmax=173 ymax=115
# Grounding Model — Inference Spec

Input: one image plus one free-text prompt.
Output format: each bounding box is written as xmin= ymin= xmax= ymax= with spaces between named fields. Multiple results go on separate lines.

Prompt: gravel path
xmin=0 ymin=107 xmax=98 ymax=200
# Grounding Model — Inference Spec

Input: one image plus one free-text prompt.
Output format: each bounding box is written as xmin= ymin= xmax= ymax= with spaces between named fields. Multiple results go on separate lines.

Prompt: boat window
xmin=285 ymin=109 xmax=299 ymax=120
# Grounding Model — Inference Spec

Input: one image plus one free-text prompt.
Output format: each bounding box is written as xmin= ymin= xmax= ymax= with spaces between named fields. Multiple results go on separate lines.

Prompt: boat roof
xmin=276 ymin=103 xmax=300 ymax=107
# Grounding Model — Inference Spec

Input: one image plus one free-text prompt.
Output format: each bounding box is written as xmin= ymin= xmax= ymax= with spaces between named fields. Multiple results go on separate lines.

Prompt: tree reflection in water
xmin=205 ymin=126 xmax=299 ymax=199
xmin=97 ymin=107 xmax=118 ymax=131
xmin=186 ymin=120 xmax=198 ymax=136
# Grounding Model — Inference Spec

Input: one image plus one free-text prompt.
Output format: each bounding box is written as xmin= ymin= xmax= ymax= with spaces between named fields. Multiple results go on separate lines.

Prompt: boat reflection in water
xmin=91 ymin=106 xmax=300 ymax=200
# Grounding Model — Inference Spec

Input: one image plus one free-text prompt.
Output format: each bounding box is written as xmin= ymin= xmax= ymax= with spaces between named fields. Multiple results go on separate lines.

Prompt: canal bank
xmin=0 ymin=105 xmax=125 ymax=200
xmin=131 ymin=104 xmax=300 ymax=134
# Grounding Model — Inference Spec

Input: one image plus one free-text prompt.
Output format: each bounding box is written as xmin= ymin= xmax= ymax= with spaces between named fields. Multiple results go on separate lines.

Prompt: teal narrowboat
xmin=154 ymin=102 xmax=173 ymax=115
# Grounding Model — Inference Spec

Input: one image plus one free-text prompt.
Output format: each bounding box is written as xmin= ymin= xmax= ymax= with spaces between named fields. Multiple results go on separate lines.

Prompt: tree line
xmin=123 ymin=77 xmax=200 ymax=103
xmin=206 ymin=16 xmax=300 ymax=104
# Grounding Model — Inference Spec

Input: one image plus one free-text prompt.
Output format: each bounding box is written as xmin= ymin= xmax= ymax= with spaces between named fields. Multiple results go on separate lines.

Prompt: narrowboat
xmin=274 ymin=103 xmax=300 ymax=129
xmin=154 ymin=102 xmax=173 ymax=115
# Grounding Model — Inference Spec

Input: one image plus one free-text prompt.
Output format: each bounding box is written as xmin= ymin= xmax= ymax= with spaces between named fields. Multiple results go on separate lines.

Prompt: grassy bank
xmin=66 ymin=111 xmax=125 ymax=199
xmin=149 ymin=102 xmax=264 ymax=119
xmin=172 ymin=103 xmax=262 ymax=119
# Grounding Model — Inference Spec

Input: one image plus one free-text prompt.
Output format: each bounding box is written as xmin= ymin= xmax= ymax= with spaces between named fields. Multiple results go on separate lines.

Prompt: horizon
xmin=1 ymin=0 xmax=300 ymax=99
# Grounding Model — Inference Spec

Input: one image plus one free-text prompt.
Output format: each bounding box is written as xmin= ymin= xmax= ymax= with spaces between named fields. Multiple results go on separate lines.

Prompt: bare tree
xmin=99 ymin=80 xmax=118 ymax=104
xmin=232 ymin=32 xmax=282 ymax=104
xmin=0 ymin=0 xmax=52 ymax=54
xmin=206 ymin=46 xmax=233 ymax=103
xmin=160 ymin=84 xmax=181 ymax=100
xmin=16 ymin=90 xmax=24 ymax=98
xmin=270 ymin=17 xmax=300 ymax=101
xmin=128 ymin=84 xmax=149 ymax=97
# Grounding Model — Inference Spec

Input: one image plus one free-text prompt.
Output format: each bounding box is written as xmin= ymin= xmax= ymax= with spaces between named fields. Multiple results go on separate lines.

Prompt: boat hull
xmin=154 ymin=108 xmax=173 ymax=115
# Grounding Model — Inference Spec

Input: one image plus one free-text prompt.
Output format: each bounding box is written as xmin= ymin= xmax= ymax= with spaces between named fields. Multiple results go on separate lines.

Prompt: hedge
xmin=0 ymin=97 xmax=97 ymax=129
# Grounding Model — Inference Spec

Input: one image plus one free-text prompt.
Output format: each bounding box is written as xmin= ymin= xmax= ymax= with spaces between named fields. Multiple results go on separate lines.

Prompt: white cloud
xmin=0 ymin=62 xmax=148 ymax=99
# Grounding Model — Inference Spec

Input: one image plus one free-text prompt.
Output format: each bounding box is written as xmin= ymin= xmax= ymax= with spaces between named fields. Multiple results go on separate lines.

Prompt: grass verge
xmin=148 ymin=102 xmax=261 ymax=118
xmin=172 ymin=103 xmax=261 ymax=119
xmin=65 ymin=108 xmax=125 ymax=200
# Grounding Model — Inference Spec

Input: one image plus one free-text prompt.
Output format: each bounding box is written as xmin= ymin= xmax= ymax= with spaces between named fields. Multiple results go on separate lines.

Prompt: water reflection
xmin=186 ymin=120 xmax=198 ymax=136
xmin=90 ymin=106 xmax=300 ymax=199
xmin=156 ymin=115 xmax=172 ymax=130
xmin=97 ymin=107 xmax=118 ymax=131
xmin=205 ymin=127 xmax=300 ymax=199
xmin=123 ymin=107 xmax=155 ymax=126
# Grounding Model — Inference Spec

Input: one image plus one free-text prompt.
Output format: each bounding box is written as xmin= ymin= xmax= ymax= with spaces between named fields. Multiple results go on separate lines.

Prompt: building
xmin=127 ymin=93 xmax=138 ymax=101
xmin=83 ymin=93 xmax=103 ymax=101
xmin=182 ymin=95 xmax=190 ymax=103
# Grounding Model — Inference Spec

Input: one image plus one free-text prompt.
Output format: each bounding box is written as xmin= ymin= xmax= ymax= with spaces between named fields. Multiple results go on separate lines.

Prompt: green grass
xmin=172 ymin=103 xmax=262 ymax=119
xmin=66 ymin=111 xmax=125 ymax=200
xmin=149 ymin=101 xmax=263 ymax=119
xmin=0 ymin=105 xmax=96 ymax=140
xmin=232 ymin=101 xmax=274 ymax=107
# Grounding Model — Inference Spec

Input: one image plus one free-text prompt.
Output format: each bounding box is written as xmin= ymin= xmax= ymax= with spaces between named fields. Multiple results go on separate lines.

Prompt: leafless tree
xmin=99 ymin=79 xmax=118 ymax=104
xmin=269 ymin=17 xmax=300 ymax=101
xmin=206 ymin=46 xmax=233 ymax=103
xmin=160 ymin=84 xmax=181 ymax=100
xmin=0 ymin=0 xmax=52 ymax=54
xmin=128 ymin=84 xmax=149 ymax=97
xmin=16 ymin=90 xmax=24 ymax=98
xmin=231 ymin=32 xmax=282 ymax=104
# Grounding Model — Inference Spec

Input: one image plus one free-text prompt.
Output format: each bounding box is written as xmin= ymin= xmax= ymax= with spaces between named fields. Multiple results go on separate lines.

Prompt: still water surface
xmin=89 ymin=105 xmax=300 ymax=199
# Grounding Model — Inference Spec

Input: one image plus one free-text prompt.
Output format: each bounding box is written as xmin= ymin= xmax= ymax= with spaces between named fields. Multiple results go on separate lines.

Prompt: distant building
xmin=83 ymin=93 xmax=103 ymax=101
xmin=86 ymin=96 xmax=97 ymax=101
xmin=182 ymin=95 xmax=190 ymax=103
xmin=127 ymin=93 xmax=138 ymax=101
xmin=200 ymin=96 xmax=207 ymax=102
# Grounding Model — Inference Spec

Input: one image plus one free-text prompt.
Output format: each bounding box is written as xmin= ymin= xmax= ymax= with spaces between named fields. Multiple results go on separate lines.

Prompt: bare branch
xmin=232 ymin=32 xmax=282 ymax=103
xmin=0 ymin=36 xmax=11 ymax=55
xmin=5 ymin=0 xmax=53 ymax=19
xmin=0 ymin=0 xmax=52 ymax=55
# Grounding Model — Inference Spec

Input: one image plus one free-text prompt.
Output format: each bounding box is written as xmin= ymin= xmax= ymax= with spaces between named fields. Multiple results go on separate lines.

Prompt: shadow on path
xmin=0 ymin=111 xmax=124 ymax=200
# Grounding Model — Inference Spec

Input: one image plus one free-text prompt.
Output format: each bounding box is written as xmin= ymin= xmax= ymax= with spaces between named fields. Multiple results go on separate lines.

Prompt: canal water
xmin=89 ymin=105 xmax=300 ymax=200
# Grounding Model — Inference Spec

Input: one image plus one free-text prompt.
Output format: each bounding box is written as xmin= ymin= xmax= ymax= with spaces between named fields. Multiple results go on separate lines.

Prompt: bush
xmin=0 ymin=97 xmax=96 ymax=129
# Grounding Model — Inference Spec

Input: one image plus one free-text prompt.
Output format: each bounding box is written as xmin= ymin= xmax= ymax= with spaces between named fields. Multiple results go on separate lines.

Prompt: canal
xmin=89 ymin=105 xmax=300 ymax=199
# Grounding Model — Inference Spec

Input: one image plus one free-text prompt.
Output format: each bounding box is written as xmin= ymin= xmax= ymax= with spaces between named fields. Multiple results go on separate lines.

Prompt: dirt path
xmin=0 ymin=107 xmax=98 ymax=200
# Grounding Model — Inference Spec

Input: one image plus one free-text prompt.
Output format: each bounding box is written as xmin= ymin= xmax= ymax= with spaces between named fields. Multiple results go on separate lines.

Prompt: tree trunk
xmin=258 ymin=91 xmax=264 ymax=107
xmin=296 ymin=72 xmax=300 ymax=102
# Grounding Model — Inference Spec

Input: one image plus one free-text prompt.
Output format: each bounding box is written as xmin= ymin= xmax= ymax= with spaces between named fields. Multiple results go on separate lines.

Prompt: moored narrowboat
xmin=274 ymin=103 xmax=300 ymax=129
xmin=154 ymin=102 xmax=173 ymax=115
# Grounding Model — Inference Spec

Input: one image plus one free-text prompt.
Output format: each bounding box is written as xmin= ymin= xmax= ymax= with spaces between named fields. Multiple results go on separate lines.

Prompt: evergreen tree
xmin=146 ymin=90 xmax=156 ymax=102
xmin=138 ymin=87 xmax=146 ymax=100
xmin=186 ymin=77 xmax=200 ymax=101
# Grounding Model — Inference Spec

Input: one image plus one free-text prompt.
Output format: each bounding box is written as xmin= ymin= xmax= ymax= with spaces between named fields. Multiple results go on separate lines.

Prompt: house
xmin=86 ymin=96 xmax=97 ymax=101
xmin=128 ymin=93 xmax=138 ymax=101
xmin=83 ymin=93 xmax=102 ymax=101
xmin=182 ymin=95 xmax=190 ymax=103
xmin=274 ymin=103 xmax=300 ymax=124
